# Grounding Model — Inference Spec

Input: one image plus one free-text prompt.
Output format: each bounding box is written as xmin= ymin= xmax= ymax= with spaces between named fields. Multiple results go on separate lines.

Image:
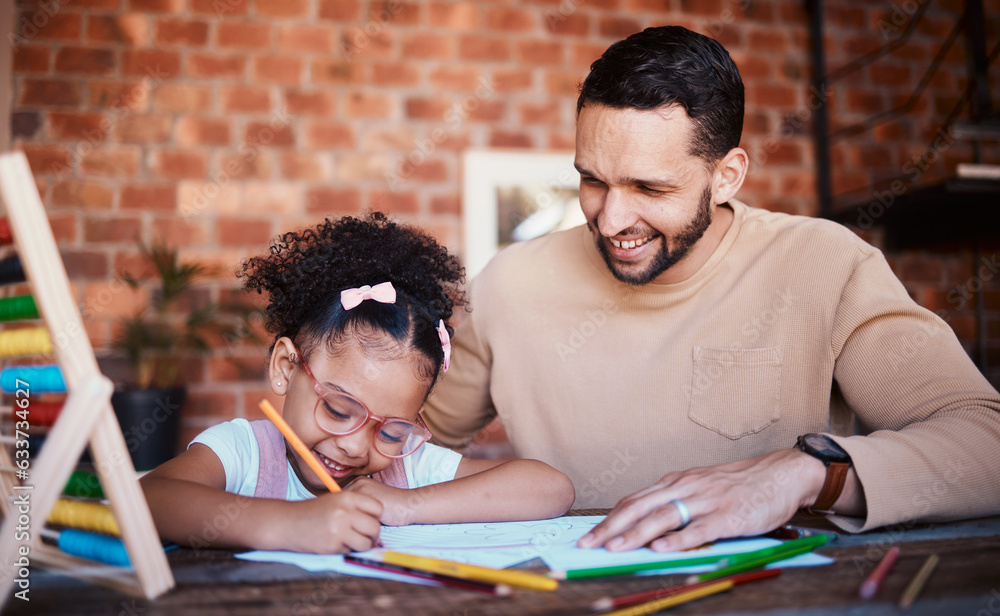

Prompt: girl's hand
xmin=278 ymin=491 xmax=384 ymax=553
xmin=344 ymin=477 xmax=415 ymax=526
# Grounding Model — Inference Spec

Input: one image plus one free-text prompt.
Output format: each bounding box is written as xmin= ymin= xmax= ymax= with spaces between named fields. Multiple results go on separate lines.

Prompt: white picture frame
xmin=461 ymin=149 xmax=583 ymax=279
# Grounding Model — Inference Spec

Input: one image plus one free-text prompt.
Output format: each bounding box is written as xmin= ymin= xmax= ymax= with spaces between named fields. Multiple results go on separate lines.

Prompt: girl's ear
xmin=269 ymin=337 xmax=296 ymax=395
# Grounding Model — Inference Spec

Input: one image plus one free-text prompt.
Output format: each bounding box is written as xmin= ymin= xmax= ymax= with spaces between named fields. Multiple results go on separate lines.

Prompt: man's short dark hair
xmin=577 ymin=26 xmax=745 ymax=163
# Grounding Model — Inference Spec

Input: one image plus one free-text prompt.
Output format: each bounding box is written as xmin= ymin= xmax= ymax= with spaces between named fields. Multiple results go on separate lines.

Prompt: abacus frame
xmin=0 ymin=152 xmax=174 ymax=605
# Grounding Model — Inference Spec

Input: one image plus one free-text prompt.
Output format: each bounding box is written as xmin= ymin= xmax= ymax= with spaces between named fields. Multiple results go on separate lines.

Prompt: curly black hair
xmin=238 ymin=212 xmax=466 ymax=382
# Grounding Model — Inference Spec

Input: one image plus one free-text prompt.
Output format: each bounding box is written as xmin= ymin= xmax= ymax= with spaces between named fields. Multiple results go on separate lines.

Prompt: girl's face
xmin=269 ymin=335 xmax=431 ymax=492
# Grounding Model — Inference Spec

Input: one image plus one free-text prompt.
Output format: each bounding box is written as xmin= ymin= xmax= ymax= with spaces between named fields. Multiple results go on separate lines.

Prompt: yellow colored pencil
xmin=603 ymin=579 xmax=735 ymax=616
xmin=378 ymin=550 xmax=558 ymax=591
xmin=258 ymin=399 xmax=341 ymax=493
xmin=898 ymin=554 xmax=939 ymax=610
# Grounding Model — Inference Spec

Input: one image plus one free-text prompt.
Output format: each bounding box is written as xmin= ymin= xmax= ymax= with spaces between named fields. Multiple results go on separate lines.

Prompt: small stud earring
xmin=276 ymin=380 xmax=282 ymax=386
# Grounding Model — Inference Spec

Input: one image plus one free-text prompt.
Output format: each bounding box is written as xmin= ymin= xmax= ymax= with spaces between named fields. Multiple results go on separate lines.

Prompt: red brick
xmin=186 ymin=53 xmax=246 ymax=79
xmin=761 ymin=142 xmax=803 ymax=166
xmin=306 ymin=187 xmax=361 ymax=214
xmin=571 ymin=42 xmax=607 ymax=68
xmin=278 ymin=152 xmax=329 ymax=180
xmin=54 ymin=47 xmax=115 ymax=74
xmin=19 ymin=10 xmax=81 ymax=41
xmin=362 ymin=126 xmax=417 ymax=151
xmin=18 ymin=79 xmax=82 ymax=106
xmin=153 ymin=84 xmax=212 ymax=112
xmin=87 ymin=13 xmax=150 ymax=45
xmin=276 ymin=25 xmax=331 ymax=53
xmin=516 ymin=39 xmax=564 ymax=65
xmin=216 ymin=218 xmax=273 ymax=246
xmin=80 ymin=147 xmax=141 ymax=177
xmin=84 ymin=216 xmax=143 ymax=243
xmin=340 ymin=29 xmax=394 ymax=59
xmin=115 ymin=115 xmax=172 ymax=144
xmin=545 ymin=13 xmax=588 ymax=36
xmin=19 ymin=144 xmax=71 ymax=175
xmin=430 ymin=193 xmax=460 ymax=215
xmin=312 ymin=60 xmax=366 ymax=85
xmin=599 ymin=16 xmax=642 ymax=38
xmin=90 ymin=81 xmax=153 ymax=112
xmin=748 ymin=28 xmax=790 ymax=54
xmin=486 ymin=7 xmax=535 ymax=32
xmin=304 ymin=122 xmax=356 ymax=149
xmin=546 ymin=70 xmax=584 ymax=97
xmin=255 ymin=0 xmax=308 ymax=17
xmin=519 ymin=101 xmax=563 ymax=125
xmin=48 ymin=214 xmax=78 ymax=243
xmin=122 ymin=49 xmax=182 ymax=78
xmin=153 ymin=150 xmax=208 ymax=179
xmin=128 ymin=0 xmax=185 ymax=11
xmin=468 ymin=101 xmax=506 ymax=122
xmin=367 ymin=190 xmax=418 ymax=214
xmin=121 ymin=184 xmax=177 ymax=210
xmin=343 ymin=92 xmax=394 ymax=119
xmin=401 ymin=33 xmax=452 ymax=59
xmin=217 ymin=22 xmax=270 ymax=49
xmin=318 ymin=0 xmax=361 ymax=20
xmin=220 ymin=86 xmax=271 ymax=113
xmin=47 ymin=111 xmax=107 ymax=141
xmin=334 ymin=154 xmax=394 ymax=182
xmin=405 ymin=97 xmax=450 ymax=121
xmin=253 ymin=56 xmax=304 ymax=84
xmin=191 ymin=0 xmax=249 ymax=15
xmin=284 ymin=90 xmax=336 ymax=116
xmin=459 ymin=36 xmax=509 ymax=62
xmin=51 ymin=180 xmax=113 ymax=209
xmin=155 ymin=18 xmax=209 ymax=46
xmin=13 ymin=46 xmax=49 ymax=72
xmin=493 ymin=69 xmax=534 ymax=93
xmin=750 ymin=84 xmax=800 ymax=109
xmin=151 ymin=218 xmax=206 ymax=246
xmin=428 ymin=3 xmax=480 ymax=30
xmin=429 ymin=66 xmax=481 ymax=92
xmin=548 ymin=129 xmax=576 ymax=150
xmin=406 ymin=159 xmax=448 ymax=183
xmin=61 ymin=250 xmax=109 ymax=279
xmin=371 ymin=62 xmax=420 ymax=87
xmin=371 ymin=1 xmax=420 ymax=25
xmin=489 ymin=131 xmax=533 ymax=148
xmin=176 ymin=117 xmax=232 ymax=146
xmin=245 ymin=122 xmax=295 ymax=147
xmin=215 ymin=151 xmax=272 ymax=180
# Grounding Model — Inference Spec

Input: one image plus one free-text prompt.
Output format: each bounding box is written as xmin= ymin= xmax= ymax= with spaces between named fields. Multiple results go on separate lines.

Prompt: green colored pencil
xmin=548 ymin=553 xmax=730 ymax=580
xmin=714 ymin=534 xmax=829 ymax=568
xmin=687 ymin=535 xmax=830 ymax=583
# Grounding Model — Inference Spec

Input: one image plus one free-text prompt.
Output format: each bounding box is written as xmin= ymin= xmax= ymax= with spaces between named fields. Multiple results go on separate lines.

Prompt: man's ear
xmin=268 ymin=337 xmax=296 ymax=395
xmin=711 ymin=147 xmax=749 ymax=205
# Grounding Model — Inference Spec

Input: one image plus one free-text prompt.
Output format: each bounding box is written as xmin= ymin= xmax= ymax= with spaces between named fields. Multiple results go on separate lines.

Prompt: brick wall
xmin=7 ymin=0 xmax=1000 ymax=452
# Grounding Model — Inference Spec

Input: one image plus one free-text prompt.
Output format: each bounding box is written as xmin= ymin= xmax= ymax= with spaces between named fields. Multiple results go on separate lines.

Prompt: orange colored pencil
xmin=258 ymin=399 xmax=341 ymax=493
xmin=859 ymin=546 xmax=900 ymax=599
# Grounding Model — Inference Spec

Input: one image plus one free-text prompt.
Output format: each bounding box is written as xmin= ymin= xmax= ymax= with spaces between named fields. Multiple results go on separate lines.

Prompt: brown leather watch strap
xmin=807 ymin=461 xmax=850 ymax=514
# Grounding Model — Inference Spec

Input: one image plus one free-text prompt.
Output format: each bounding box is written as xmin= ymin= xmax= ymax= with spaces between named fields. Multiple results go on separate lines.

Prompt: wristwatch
xmin=794 ymin=433 xmax=852 ymax=515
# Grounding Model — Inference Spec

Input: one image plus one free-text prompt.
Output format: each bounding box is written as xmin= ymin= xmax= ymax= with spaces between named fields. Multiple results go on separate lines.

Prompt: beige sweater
xmin=425 ymin=200 xmax=1000 ymax=532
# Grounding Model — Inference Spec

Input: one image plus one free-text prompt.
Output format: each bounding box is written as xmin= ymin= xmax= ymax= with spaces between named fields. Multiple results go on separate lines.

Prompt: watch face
xmin=801 ymin=434 xmax=850 ymax=462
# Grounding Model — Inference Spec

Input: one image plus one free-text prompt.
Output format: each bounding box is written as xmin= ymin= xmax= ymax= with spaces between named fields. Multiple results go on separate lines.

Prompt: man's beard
xmin=592 ymin=185 xmax=714 ymax=286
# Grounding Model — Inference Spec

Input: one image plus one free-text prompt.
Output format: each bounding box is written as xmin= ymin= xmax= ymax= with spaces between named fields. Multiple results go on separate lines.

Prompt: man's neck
xmin=652 ymin=203 xmax=735 ymax=285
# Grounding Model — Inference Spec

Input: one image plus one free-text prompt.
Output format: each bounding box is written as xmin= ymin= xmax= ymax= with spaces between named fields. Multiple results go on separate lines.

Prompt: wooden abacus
xmin=0 ymin=151 xmax=174 ymax=605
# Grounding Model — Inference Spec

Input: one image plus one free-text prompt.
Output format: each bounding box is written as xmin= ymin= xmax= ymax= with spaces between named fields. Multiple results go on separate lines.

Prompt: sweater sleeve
xmin=827 ymin=249 xmax=1000 ymax=532
xmin=423 ymin=275 xmax=499 ymax=449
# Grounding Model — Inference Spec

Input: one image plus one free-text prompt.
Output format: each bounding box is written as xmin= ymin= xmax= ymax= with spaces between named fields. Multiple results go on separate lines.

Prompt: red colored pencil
xmin=859 ymin=546 xmax=900 ymax=599
xmin=344 ymin=555 xmax=514 ymax=596
xmin=589 ymin=568 xmax=781 ymax=611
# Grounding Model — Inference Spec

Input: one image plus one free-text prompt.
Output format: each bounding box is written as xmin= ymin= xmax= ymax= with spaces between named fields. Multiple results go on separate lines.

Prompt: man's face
xmin=575 ymin=104 xmax=718 ymax=285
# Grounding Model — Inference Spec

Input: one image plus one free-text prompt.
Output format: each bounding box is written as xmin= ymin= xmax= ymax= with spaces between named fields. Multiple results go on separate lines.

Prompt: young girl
xmin=140 ymin=213 xmax=575 ymax=554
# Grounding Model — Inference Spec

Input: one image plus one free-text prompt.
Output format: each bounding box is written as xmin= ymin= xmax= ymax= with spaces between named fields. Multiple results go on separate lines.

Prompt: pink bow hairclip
xmin=340 ymin=281 xmax=397 ymax=310
xmin=436 ymin=320 xmax=451 ymax=373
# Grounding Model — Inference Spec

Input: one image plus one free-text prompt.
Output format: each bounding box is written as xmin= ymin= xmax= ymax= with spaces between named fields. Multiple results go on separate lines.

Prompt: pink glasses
xmin=295 ymin=348 xmax=431 ymax=458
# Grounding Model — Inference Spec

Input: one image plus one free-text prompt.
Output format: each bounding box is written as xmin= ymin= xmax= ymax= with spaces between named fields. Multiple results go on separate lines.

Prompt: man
xmin=424 ymin=26 xmax=1000 ymax=552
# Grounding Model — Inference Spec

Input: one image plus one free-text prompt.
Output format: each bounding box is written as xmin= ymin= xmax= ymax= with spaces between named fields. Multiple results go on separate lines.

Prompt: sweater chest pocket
xmin=687 ymin=346 xmax=782 ymax=440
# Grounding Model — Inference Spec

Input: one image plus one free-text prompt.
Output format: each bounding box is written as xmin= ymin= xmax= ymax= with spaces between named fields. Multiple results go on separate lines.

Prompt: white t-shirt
xmin=190 ymin=418 xmax=463 ymax=501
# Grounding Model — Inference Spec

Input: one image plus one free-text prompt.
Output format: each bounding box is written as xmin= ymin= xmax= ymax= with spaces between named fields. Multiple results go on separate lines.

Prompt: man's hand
xmin=577 ymin=449 xmax=830 ymax=552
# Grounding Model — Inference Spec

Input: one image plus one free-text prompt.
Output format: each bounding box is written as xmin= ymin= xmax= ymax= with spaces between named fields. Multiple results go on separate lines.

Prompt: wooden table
xmin=13 ymin=511 xmax=1000 ymax=615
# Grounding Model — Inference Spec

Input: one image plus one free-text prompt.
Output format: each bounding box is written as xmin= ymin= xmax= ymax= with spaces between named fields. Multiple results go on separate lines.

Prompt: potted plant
xmin=111 ymin=241 xmax=243 ymax=471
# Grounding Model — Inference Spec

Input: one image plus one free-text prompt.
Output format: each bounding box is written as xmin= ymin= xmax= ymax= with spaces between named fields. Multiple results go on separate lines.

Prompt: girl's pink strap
xmin=371 ymin=459 xmax=409 ymax=489
xmin=251 ymin=420 xmax=289 ymax=499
